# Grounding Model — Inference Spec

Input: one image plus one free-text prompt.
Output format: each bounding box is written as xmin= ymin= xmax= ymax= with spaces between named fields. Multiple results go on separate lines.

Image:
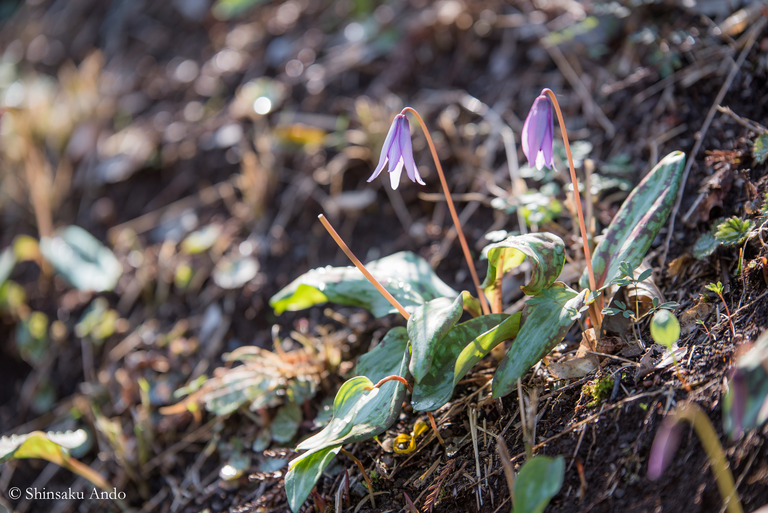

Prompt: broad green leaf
xmin=0 ymin=430 xmax=109 ymax=491
xmin=753 ymin=131 xmax=768 ymax=164
xmin=411 ymin=314 xmax=509 ymax=411
xmin=581 ymin=151 xmax=685 ymax=289
xmin=271 ymin=403 xmax=302 ymax=444
xmin=270 ymin=251 xmax=458 ymax=317
xmin=493 ymin=284 xmax=586 ymax=398
xmin=454 ymin=312 xmax=522 ymax=386
xmin=213 ymin=254 xmax=259 ymax=289
xmin=297 ymin=348 xmax=408 ymax=453
xmin=40 ymin=225 xmax=122 ymax=292
xmin=512 ymin=455 xmax=565 ymax=513
xmin=325 ymin=348 xmax=408 ymax=445
xmin=408 ymin=294 xmax=464 ymax=383
xmin=289 ymin=353 xmax=409 ymax=510
xmin=482 ymin=233 xmax=565 ymax=296
xmin=356 ymin=327 xmax=409 ymax=383
xmin=296 ymin=376 xmax=372 ymax=453
xmin=285 ymin=445 xmax=341 ymax=512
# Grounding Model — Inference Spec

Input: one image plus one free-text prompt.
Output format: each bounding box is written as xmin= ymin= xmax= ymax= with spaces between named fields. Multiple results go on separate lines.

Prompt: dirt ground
xmin=1 ymin=1 xmax=768 ymax=512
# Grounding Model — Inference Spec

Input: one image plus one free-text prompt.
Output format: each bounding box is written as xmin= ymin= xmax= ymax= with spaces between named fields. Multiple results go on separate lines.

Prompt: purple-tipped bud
xmin=367 ymin=112 xmax=425 ymax=190
xmin=521 ymin=93 xmax=554 ymax=170
xmin=647 ymin=418 xmax=683 ymax=480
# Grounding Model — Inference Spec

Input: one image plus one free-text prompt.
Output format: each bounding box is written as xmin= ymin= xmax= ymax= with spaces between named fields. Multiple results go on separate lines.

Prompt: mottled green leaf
xmin=297 ymin=350 xmax=408 ymax=453
xmin=328 ymin=349 xmax=408 ymax=445
xmin=581 ymin=151 xmax=685 ymax=289
xmin=454 ymin=312 xmax=521 ymax=386
xmin=288 ymin=354 xmax=408 ymax=511
xmin=285 ymin=445 xmax=341 ymax=513
xmin=493 ymin=284 xmax=586 ymax=398
xmin=270 ymin=251 xmax=458 ymax=317
xmin=296 ymin=376 xmax=372 ymax=453
xmin=482 ymin=233 xmax=566 ymax=296
xmin=513 ymin=455 xmax=565 ymax=513
xmin=411 ymin=314 xmax=509 ymax=411
xmin=356 ymin=327 xmax=409 ymax=383
xmin=40 ymin=225 xmax=122 ymax=292
xmin=408 ymin=294 xmax=464 ymax=383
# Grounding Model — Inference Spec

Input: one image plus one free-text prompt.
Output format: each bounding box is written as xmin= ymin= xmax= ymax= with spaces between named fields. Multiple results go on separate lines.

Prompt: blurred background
xmin=0 ymin=0 xmax=766 ymax=512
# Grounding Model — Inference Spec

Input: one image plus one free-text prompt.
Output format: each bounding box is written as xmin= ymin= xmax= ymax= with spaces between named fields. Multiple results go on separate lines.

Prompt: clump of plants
xmin=269 ymin=90 xmax=686 ymax=511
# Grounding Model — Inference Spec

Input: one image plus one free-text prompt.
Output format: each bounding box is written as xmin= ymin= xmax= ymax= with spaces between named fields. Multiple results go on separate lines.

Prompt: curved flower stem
xmin=672 ymin=403 xmax=743 ymax=513
xmin=542 ymin=90 xmax=596 ymax=293
xmin=373 ymin=375 xmax=412 ymax=392
xmin=402 ymin=107 xmax=491 ymax=316
xmin=318 ymin=214 xmax=410 ymax=320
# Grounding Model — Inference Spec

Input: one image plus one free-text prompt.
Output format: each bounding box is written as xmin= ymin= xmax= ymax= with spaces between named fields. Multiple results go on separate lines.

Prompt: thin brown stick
xmin=402 ymin=107 xmax=491 ymax=316
xmin=426 ymin=411 xmax=445 ymax=446
xmin=542 ymin=89 xmax=597 ymax=294
xmin=340 ymin=448 xmax=376 ymax=509
xmin=318 ymin=214 xmax=410 ymax=320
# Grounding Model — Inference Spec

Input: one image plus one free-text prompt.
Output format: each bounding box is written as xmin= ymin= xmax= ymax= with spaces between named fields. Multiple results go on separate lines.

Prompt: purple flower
xmin=521 ymin=93 xmax=554 ymax=170
xmin=367 ymin=113 xmax=425 ymax=190
xmin=647 ymin=418 xmax=683 ymax=480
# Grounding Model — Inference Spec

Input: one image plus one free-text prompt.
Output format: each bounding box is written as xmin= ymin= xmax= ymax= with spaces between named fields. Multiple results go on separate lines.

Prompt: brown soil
xmin=1 ymin=1 xmax=767 ymax=513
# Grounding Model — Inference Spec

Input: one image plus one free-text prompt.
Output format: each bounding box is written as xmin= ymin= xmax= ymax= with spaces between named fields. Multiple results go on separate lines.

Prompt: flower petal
xmin=389 ymin=158 xmax=404 ymax=189
xmin=396 ymin=118 xmax=424 ymax=185
xmin=541 ymin=104 xmax=554 ymax=168
xmin=522 ymin=94 xmax=553 ymax=169
xmin=367 ymin=156 xmax=388 ymax=182
xmin=368 ymin=115 xmax=400 ymax=182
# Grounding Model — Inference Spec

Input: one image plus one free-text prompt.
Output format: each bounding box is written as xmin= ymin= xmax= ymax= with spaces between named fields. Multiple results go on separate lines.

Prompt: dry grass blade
xmin=496 ymin=436 xmax=516 ymax=509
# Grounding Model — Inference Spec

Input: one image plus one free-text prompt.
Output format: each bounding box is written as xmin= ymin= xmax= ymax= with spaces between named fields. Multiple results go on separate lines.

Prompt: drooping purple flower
xmin=521 ymin=93 xmax=554 ymax=170
xmin=647 ymin=418 xmax=683 ymax=480
xmin=367 ymin=113 xmax=425 ymax=190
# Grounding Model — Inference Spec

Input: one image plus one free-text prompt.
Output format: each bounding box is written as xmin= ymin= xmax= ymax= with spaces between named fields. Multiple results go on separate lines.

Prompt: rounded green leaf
xmin=513 ymin=455 xmax=565 ymax=513
xmin=650 ymin=310 xmax=680 ymax=349
xmin=40 ymin=225 xmax=122 ymax=292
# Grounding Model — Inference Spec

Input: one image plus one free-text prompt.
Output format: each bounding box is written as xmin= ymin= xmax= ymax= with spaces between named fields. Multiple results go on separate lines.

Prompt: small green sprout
xmin=705 ymin=282 xmax=737 ymax=338
xmin=603 ymin=261 xmax=677 ymax=321
xmin=650 ymin=310 xmax=680 ymax=349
